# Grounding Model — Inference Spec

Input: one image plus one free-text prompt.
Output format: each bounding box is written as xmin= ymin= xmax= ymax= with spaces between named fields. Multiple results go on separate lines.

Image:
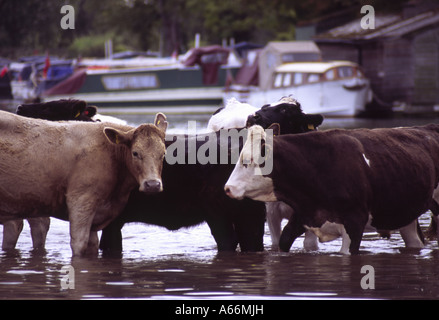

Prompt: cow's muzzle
xmin=140 ymin=179 xmax=163 ymax=193
xmin=224 ymin=185 xmax=244 ymax=200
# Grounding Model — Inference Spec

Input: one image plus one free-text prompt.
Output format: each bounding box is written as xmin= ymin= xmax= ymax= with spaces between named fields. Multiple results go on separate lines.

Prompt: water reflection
xmin=1 ymin=213 xmax=438 ymax=299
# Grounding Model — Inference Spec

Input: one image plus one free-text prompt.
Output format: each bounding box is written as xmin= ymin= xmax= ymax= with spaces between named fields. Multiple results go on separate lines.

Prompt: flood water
xmin=1 ymin=111 xmax=439 ymax=300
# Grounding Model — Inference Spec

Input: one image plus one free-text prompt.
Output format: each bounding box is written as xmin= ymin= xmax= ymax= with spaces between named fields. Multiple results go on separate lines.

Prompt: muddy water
xmin=1 ymin=114 xmax=439 ymax=300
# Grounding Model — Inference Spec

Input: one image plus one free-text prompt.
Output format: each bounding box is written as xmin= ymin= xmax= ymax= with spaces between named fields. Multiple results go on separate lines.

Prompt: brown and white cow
xmin=225 ymin=124 xmax=439 ymax=254
xmin=0 ymin=111 xmax=167 ymax=256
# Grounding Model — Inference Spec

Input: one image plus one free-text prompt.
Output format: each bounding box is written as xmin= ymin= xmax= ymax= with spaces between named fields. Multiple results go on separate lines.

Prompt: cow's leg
xmin=279 ymin=213 xmax=306 ymax=252
xmin=426 ymin=199 xmax=439 ymax=241
xmin=2 ymin=220 xmax=24 ymax=250
xmin=303 ymin=231 xmax=319 ymax=251
xmin=70 ymin=220 xmax=92 ymax=257
xmin=234 ymin=200 xmax=265 ymax=252
xmin=67 ymin=197 xmax=96 ymax=257
xmin=266 ymin=203 xmax=282 ymax=250
xmin=100 ymin=221 xmax=124 ymax=255
xmin=28 ymin=217 xmax=50 ymax=250
xmin=339 ymin=227 xmax=351 ymax=255
xmin=344 ymin=212 xmax=368 ymax=255
xmin=431 ymin=189 xmax=439 ymax=244
xmin=399 ymin=220 xmax=424 ymax=248
xmin=433 ymin=215 xmax=439 ymax=246
xmin=206 ymin=217 xmax=238 ymax=251
xmin=86 ymin=231 xmax=99 ymax=256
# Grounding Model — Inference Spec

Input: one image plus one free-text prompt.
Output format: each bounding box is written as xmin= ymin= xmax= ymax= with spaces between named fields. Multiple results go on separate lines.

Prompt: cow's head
xmin=246 ymin=96 xmax=323 ymax=134
xmin=104 ymin=113 xmax=168 ymax=193
xmin=17 ymin=99 xmax=96 ymax=122
xmin=225 ymin=124 xmax=278 ymax=202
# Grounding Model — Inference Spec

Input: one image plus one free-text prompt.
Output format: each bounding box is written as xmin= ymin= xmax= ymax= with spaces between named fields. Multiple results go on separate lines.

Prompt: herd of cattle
xmin=0 ymin=98 xmax=438 ymax=257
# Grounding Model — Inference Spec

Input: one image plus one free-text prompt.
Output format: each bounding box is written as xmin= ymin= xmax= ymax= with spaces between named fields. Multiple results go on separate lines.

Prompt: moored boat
xmin=42 ymin=46 xmax=241 ymax=114
xmin=226 ymin=60 xmax=373 ymax=117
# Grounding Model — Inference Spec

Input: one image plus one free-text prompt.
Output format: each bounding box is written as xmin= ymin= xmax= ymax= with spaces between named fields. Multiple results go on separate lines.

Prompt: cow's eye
xmin=133 ymin=151 xmax=139 ymax=158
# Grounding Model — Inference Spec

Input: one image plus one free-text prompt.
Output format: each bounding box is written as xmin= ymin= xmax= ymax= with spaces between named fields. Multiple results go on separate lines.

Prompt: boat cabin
xmin=247 ymin=61 xmax=372 ymax=116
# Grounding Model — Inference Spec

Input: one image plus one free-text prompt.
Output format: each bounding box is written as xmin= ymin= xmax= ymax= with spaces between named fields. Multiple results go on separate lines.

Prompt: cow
xmin=207 ymin=98 xmax=258 ymax=131
xmin=225 ymin=124 xmax=439 ymax=254
xmin=3 ymin=99 xmax=101 ymax=251
xmin=245 ymin=96 xmax=324 ymax=250
xmin=246 ymin=96 xmax=324 ymax=134
xmin=99 ymin=129 xmax=267 ymax=254
xmin=99 ymin=99 xmax=325 ymax=255
xmin=0 ymin=111 xmax=167 ymax=256
xmin=17 ymin=98 xmax=127 ymax=125
xmin=17 ymin=99 xmax=97 ymax=122
xmin=247 ymin=101 xmax=428 ymax=251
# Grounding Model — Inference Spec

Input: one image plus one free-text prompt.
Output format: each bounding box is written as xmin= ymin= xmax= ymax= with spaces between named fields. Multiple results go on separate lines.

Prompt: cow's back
xmin=0 ymin=111 xmax=131 ymax=221
xmin=271 ymin=125 xmax=439 ymax=230
xmin=350 ymin=125 xmax=439 ymax=229
xmin=271 ymin=130 xmax=372 ymax=225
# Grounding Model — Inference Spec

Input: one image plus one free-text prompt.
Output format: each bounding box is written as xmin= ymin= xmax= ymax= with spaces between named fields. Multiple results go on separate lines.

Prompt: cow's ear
xmin=72 ymin=100 xmax=87 ymax=119
xmin=154 ymin=112 xmax=168 ymax=132
xmin=304 ymin=114 xmax=324 ymax=129
xmin=85 ymin=105 xmax=97 ymax=117
xmin=104 ymin=127 xmax=133 ymax=146
xmin=267 ymin=123 xmax=280 ymax=136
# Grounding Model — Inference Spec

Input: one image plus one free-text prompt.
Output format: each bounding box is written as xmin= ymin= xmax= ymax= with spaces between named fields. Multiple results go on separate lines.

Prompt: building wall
xmin=412 ymin=27 xmax=439 ymax=105
xmin=382 ymin=38 xmax=414 ymax=104
xmin=318 ymin=27 xmax=439 ymax=109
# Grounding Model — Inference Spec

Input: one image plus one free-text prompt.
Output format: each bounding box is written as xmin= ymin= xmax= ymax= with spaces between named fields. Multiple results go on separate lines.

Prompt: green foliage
xmin=0 ymin=0 xmax=412 ymax=58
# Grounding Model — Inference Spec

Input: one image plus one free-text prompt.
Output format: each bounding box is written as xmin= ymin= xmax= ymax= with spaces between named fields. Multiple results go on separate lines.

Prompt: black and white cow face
xmin=246 ymin=97 xmax=324 ymax=134
xmin=224 ymin=125 xmax=278 ymax=202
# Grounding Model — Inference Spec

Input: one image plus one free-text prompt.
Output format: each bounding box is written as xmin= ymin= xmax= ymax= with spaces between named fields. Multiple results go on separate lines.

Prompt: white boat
xmin=225 ymin=60 xmax=373 ymax=117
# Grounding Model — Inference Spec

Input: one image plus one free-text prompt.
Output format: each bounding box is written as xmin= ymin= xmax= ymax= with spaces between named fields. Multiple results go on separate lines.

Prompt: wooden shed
xmin=258 ymin=41 xmax=321 ymax=90
xmin=314 ymin=9 xmax=439 ymax=112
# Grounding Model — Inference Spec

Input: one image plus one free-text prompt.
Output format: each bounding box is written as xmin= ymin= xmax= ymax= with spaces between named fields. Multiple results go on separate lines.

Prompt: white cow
xmin=207 ymin=98 xmax=258 ymax=131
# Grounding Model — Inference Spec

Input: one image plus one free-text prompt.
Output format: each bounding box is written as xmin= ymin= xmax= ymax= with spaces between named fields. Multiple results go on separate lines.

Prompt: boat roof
xmin=275 ymin=61 xmax=358 ymax=73
xmin=264 ymin=41 xmax=321 ymax=53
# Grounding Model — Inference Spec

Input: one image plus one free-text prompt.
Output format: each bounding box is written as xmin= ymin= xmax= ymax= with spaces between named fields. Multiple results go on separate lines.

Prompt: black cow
xmin=99 ymin=100 xmax=324 ymax=254
xmin=225 ymin=124 xmax=439 ymax=254
xmin=100 ymin=132 xmax=266 ymax=253
xmin=17 ymin=99 xmax=97 ymax=122
xmin=247 ymin=98 xmax=324 ymax=134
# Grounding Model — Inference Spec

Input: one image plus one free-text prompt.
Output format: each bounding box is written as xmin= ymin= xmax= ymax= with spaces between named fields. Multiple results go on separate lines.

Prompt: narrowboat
xmin=42 ymin=46 xmax=241 ymax=114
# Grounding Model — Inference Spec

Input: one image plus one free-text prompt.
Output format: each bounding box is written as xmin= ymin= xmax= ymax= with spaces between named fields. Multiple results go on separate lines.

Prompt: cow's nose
xmin=140 ymin=179 xmax=163 ymax=193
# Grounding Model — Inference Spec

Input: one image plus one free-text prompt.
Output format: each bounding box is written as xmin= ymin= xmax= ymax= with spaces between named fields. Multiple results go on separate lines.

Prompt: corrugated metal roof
xmin=315 ymin=10 xmax=439 ymax=41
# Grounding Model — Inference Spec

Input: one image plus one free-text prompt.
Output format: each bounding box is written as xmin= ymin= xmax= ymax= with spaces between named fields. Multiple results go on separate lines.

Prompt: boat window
xmin=293 ymin=73 xmax=303 ymax=85
xmin=356 ymin=68 xmax=365 ymax=78
xmin=307 ymin=73 xmax=320 ymax=83
xmin=338 ymin=66 xmax=354 ymax=78
xmin=325 ymin=69 xmax=336 ymax=81
xmin=274 ymin=73 xmax=283 ymax=88
xmin=282 ymin=73 xmax=292 ymax=87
